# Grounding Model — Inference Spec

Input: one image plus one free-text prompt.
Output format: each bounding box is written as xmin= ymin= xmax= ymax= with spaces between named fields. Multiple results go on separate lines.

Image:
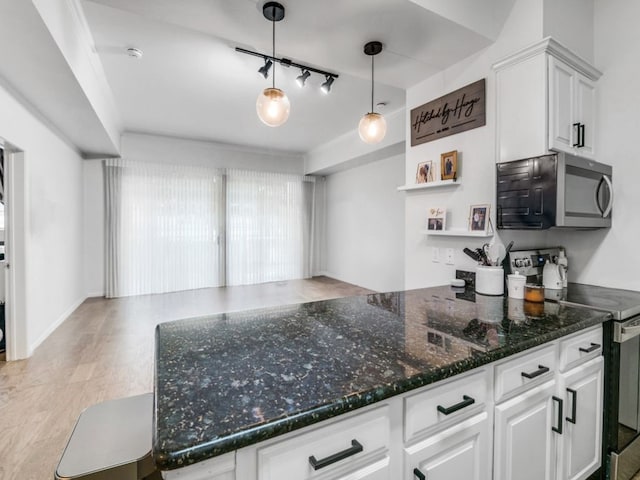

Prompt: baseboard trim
xmin=86 ymin=291 xmax=105 ymax=298
xmin=28 ymin=295 xmax=87 ymax=356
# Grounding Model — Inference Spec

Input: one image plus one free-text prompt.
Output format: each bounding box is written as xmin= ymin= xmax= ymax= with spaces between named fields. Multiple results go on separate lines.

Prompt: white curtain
xmin=105 ymin=159 xmax=224 ymax=297
xmin=226 ymin=169 xmax=314 ymax=286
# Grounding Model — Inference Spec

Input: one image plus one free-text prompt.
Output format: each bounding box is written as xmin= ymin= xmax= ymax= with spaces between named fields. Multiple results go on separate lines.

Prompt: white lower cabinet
xmin=405 ymin=412 xmax=491 ymax=480
xmin=557 ymin=356 xmax=604 ymax=480
xmin=494 ymin=380 xmax=559 ymax=480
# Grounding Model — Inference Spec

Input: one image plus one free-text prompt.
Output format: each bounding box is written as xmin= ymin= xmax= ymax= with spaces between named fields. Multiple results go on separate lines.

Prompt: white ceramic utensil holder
xmin=476 ymin=266 xmax=504 ymax=296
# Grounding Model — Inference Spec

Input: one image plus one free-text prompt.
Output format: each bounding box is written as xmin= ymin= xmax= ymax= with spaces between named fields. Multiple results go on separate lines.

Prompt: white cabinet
xmin=492 ymin=326 xmax=603 ymax=480
xmin=257 ymin=406 xmax=390 ymax=480
xmin=548 ymin=56 xmax=597 ymax=159
xmin=557 ymin=357 xmax=604 ymax=480
xmin=494 ymin=37 xmax=602 ymax=162
xmin=494 ymin=380 xmax=559 ymax=480
xmin=405 ymin=412 xmax=491 ymax=480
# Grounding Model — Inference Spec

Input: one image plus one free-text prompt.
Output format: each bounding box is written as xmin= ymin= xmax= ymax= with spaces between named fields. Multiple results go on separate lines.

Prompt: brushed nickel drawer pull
xmin=308 ymin=439 xmax=363 ymax=470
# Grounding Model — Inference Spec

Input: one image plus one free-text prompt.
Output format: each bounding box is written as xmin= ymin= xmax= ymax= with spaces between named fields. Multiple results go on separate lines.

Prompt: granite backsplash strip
xmin=153 ymin=286 xmax=610 ymax=470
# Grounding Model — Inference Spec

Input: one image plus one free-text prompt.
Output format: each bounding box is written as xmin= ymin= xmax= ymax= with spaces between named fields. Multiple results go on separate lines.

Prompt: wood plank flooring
xmin=0 ymin=277 xmax=371 ymax=480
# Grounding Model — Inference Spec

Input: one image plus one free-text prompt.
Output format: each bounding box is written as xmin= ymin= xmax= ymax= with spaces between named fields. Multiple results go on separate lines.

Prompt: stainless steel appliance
xmin=506 ymin=247 xmax=640 ymax=480
xmin=496 ymin=152 xmax=613 ymax=229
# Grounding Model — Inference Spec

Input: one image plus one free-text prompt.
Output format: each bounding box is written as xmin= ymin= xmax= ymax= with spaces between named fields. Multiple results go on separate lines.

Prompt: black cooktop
xmin=560 ymin=283 xmax=640 ymax=320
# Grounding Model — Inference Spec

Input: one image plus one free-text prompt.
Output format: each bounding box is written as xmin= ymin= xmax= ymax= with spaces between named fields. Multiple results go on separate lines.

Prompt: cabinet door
xmin=494 ymin=380 xmax=558 ymax=480
xmin=405 ymin=412 xmax=491 ymax=480
xmin=548 ymin=56 xmax=576 ymax=155
xmin=574 ymin=73 xmax=596 ymax=159
xmin=557 ymin=357 xmax=603 ymax=480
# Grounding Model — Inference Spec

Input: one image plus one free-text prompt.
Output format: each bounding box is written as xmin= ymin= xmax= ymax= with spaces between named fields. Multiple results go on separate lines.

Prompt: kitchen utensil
xmin=524 ymin=284 xmax=545 ymax=303
xmin=504 ymin=240 xmax=514 ymax=257
xmin=463 ymin=248 xmax=483 ymax=263
xmin=542 ymin=260 xmax=562 ymax=290
xmin=507 ymin=272 xmax=526 ymax=299
xmin=488 ymin=242 xmax=506 ymax=266
xmin=476 ymin=266 xmax=504 ymax=295
xmin=475 ymin=247 xmax=490 ymax=266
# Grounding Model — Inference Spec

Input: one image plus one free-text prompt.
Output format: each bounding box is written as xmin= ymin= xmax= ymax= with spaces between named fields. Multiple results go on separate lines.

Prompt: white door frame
xmin=5 ymin=148 xmax=28 ymax=360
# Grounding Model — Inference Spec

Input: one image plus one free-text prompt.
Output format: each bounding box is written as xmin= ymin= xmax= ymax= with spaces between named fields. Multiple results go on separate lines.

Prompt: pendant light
xmin=256 ymin=2 xmax=290 ymax=127
xmin=358 ymin=41 xmax=387 ymax=144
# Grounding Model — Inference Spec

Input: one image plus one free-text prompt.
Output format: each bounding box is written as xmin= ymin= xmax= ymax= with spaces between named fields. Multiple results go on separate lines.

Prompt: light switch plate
xmin=432 ymin=247 xmax=440 ymax=263
xmin=445 ymin=248 xmax=455 ymax=265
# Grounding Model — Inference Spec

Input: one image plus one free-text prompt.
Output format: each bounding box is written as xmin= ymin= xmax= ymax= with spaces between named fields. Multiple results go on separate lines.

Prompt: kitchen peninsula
xmin=154 ymin=286 xmax=610 ymax=479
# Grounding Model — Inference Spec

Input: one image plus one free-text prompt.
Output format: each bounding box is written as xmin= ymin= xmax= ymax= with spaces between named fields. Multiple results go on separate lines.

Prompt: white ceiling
xmin=0 ymin=1 xmax=514 ymax=156
xmin=81 ymin=0 xmax=500 ymax=154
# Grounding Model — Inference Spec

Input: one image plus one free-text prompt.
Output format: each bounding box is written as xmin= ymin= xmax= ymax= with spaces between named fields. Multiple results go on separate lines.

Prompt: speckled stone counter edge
xmin=154 ymin=311 xmax=610 ymax=470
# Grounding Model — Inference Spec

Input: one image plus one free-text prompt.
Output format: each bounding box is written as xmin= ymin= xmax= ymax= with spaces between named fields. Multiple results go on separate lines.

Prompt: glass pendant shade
xmin=256 ymin=87 xmax=290 ymax=127
xmin=358 ymin=112 xmax=387 ymax=144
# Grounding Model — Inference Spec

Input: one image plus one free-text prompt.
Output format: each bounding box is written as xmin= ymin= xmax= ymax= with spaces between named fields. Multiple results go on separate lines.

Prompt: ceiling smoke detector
xmin=126 ymin=47 xmax=143 ymax=59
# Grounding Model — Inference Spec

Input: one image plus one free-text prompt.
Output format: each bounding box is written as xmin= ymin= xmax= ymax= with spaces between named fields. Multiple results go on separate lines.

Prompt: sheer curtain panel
xmin=226 ymin=169 xmax=314 ymax=286
xmin=105 ymin=159 xmax=224 ymax=297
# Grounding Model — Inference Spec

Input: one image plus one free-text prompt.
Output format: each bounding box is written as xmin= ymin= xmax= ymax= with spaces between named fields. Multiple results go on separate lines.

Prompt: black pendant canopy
xmin=363 ymin=41 xmax=383 ymax=56
xmin=263 ymin=2 xmax=285 ymax=22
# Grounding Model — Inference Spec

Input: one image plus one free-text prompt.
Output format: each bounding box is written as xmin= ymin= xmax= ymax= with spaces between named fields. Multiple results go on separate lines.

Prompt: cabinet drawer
xmin=257 ymin=406 xmax=390 ymax=480
xmin=559 ymin=326 xmax=602 ymax=372
xmin=495 ymin=344 xmax=556 ymax=402
xmin=404 ymin=368 xmax=490 ymax=443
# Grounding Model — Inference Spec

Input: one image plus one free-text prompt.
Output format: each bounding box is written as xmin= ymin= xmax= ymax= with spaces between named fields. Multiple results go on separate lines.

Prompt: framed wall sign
xmin=410 ymin=79 xmax=486 ymax=146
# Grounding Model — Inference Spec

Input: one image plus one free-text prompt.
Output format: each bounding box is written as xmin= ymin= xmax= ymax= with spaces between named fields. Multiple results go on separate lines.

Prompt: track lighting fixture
xmin=258 ymin=58 xmax=273 ymax=79
xmin=320 ymin=75 xmax=335 ymax=95
xmin=235 ymin=2 xmax=339 ymax=124
xmin=358 ymin=41 xmax=387 ymax=144
xmin=296 ymin=69 xmax=311 ymax=87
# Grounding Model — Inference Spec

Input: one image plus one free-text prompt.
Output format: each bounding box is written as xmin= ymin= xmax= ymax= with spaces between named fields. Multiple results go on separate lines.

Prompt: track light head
xmin=296 ymin=70 xmax=311 ymax=88
xmin=258 ymin=58 xmax=273 ymax=79
xmin=320 ymin=75 xmax=335 ymax=94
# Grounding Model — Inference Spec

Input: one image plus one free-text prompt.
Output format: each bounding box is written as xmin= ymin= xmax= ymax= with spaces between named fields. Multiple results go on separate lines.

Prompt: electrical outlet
xmin=445 ymin=248 xmax=455 ymax=265
xmin=432 ymin=247 xmax=440 ymax=263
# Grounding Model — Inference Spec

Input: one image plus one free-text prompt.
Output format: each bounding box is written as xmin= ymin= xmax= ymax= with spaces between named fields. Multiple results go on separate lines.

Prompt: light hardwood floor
xmin=0 ymin=277 xmax=371 ymax=480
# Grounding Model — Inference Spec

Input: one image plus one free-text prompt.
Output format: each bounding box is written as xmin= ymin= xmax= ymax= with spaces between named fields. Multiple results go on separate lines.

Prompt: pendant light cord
xmin=370 ymin=54 xmax=374 ymax=113
xmin=272 ymin=14 xmax=276 ymax=89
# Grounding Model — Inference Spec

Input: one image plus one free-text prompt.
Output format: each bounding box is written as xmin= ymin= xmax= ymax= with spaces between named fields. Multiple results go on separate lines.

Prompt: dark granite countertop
xmin=153 ymin=286 xmax=611 ymax=470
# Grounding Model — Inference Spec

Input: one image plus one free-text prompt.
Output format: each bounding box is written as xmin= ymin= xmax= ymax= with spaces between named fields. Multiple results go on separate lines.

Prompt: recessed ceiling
xmin=82 ymin=0 xmax=498 ymax=154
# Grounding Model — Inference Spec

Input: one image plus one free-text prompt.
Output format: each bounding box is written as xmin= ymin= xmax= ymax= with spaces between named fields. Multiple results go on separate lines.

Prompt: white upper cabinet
xmin=548 ymin=57 xmax=597 ymax=159
xmin=494 ymin=37 xmax=602 ymax=163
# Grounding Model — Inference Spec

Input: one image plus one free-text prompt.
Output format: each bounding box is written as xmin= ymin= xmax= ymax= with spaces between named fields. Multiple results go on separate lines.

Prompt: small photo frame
xmin=416 ymin=161 xmax=434 ymax=184
xmin=469 ymin=204 xmax=490 ymax=233
xmin=427 ymin=206 xmax=446 ymax=231
xmin=440 ymin=150 xmax=458 ymax=181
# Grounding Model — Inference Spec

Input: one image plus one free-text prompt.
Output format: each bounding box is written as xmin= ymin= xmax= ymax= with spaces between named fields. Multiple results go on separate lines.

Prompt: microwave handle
xmin=600 ymin=174 xmax=613 ymax=218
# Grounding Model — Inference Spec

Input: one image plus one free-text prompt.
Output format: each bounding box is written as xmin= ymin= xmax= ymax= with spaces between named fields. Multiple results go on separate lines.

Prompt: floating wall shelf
xmin=397 ymin=179 xmax=459 ymax=191
xmin=421 ymin=229 xmax=494 ymax=238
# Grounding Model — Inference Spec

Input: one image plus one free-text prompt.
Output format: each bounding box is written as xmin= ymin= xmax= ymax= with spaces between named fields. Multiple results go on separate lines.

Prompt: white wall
xmin=83 ymin=132 xmax=307 ymax=296
xmin=403 ymin=0 xmax=598 ymax=289
xmin=323 ymin=154 xmax=405 ymax=293
xmin=0 ymin=81 xmax=85 ymax=358
xmin=549 ymin=0 xmax=640 ymax=290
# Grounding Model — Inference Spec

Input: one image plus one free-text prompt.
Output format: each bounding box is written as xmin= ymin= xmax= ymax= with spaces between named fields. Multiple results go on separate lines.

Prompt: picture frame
xmin=469 ymin=204 xmax=490 ymax=233
xmin=440 ymin=150 xmax=458 ymax=181
xmin=415 ymin=161 xmax=434 ymax=184
xmin=427 ymin=206 xmax=446 ymax=231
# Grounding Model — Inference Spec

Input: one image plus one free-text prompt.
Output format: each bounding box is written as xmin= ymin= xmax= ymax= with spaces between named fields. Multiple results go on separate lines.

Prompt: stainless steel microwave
xmin=496 ymin=152 xmax=612 ymax=229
